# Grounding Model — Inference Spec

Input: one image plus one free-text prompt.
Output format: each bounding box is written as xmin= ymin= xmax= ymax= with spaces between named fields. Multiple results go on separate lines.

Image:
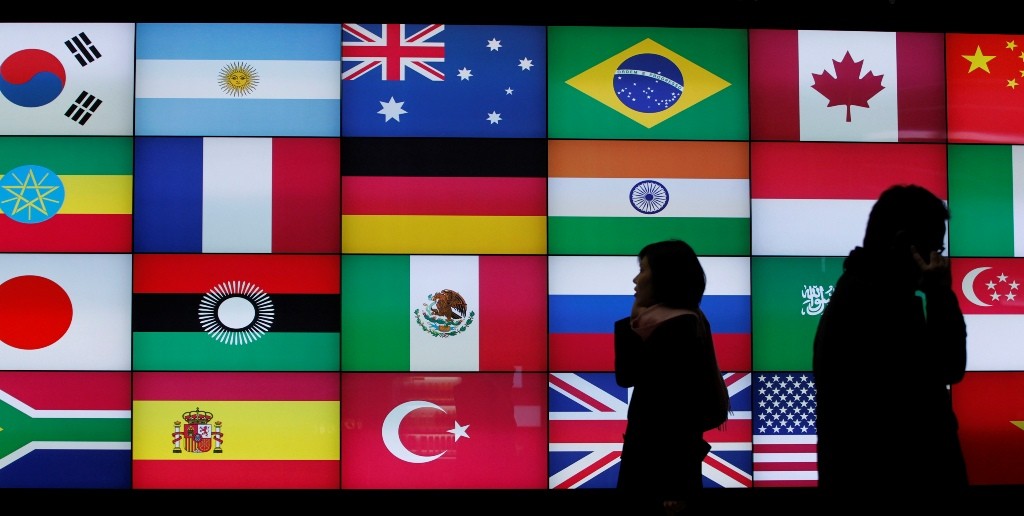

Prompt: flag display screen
xmin=1 ymin=21 xmax=1023 ymax=494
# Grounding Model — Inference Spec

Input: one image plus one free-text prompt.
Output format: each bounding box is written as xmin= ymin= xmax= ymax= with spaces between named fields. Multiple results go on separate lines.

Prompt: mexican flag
xmin=342 ymin=255 xmax=547 ymax=372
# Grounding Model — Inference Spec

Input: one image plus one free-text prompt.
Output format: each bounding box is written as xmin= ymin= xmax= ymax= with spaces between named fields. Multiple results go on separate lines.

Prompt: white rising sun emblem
xmin=198 ymin=280 xmax=275 ymax=345
xmin=218 ymin=62 xmax=260 ymax=96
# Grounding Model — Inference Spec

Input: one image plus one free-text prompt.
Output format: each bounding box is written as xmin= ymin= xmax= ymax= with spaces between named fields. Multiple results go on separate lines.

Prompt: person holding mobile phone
xmin=812 ymin=184 xmax=968 ymax=512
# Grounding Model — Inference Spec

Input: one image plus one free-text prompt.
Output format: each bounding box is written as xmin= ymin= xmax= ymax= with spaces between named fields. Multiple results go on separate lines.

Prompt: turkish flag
xmin=341 ymin=372 xmax=547 ymax=488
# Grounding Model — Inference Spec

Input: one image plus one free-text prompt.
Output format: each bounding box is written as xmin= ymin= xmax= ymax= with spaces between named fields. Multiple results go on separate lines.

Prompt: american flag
xmin=342 ymin=24 xmax=446 ymax=81
xmin=548 ymin=372 xmax=753 ymax=489
xmin=752 ymin=372 xmax=818 ymax=487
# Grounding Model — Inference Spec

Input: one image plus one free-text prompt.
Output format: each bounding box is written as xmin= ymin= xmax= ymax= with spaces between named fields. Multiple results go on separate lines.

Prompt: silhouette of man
xmin=812 ymin=184 xmax=968 ymax=511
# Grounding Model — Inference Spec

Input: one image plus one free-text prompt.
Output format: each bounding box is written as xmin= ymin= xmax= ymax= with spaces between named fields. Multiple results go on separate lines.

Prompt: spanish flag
xmin=132 ymin=372 xmax=339 ymax=489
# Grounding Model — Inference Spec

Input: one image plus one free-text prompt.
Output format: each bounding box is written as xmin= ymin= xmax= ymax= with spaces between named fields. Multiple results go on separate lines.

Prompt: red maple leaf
xmin=810 ymin=51 xmax=885 ymax=122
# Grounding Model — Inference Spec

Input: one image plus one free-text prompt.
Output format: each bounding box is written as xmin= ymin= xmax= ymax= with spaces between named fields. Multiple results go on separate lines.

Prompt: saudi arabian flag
xmin=548 ymin=26 xmax=748 ymax=140
xmin=948 ymin=144 xmax=1024 ymax=257
xmin=752 ymin=256 xmax=845 ymax=371
xmin=341 ymin=255 xmax=547 ymax=372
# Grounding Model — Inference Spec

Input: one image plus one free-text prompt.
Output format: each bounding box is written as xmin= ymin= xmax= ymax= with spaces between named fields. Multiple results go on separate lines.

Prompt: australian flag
xmin=548 ymin=372 xmax=753 ymax=489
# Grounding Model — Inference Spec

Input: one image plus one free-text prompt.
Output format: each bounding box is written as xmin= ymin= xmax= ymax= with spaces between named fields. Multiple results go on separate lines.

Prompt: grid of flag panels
xmin=0 ymin=22 xmax=1022 ymax=490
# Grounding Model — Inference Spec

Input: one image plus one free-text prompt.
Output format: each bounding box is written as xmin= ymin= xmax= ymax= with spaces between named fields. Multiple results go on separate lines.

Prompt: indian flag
xmin=751 ymin=142 xmax=948 ymax=256
xmin=548 ymin=140 xmax=750 ymax=256
xmin=341 ymin=255 xmax=547 ymax=372
xmin=953 ymin=258 xmax=1024 ymax=370
xmin=948 ymin=144 xmax=1024 ymax=257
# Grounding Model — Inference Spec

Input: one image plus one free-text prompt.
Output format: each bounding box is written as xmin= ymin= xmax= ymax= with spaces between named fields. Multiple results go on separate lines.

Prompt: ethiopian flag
xmin=548 ymin=26 xmax=748 ymax=140
xmin=132 ymin=371 xmax=339 ymax=489
xmin=0 ymin=137 xmax=131 ymax=252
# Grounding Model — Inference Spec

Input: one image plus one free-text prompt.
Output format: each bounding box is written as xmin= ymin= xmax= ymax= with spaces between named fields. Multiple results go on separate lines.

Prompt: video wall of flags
xmin=1 ymin=22 xmax=1023 ymax=490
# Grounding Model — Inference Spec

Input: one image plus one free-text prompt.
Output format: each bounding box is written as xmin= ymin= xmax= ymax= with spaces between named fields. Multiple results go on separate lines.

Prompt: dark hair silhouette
xmin=862 ymin=184 xmax=949 ymax=253
xmin=637 ymin=239 xmax=706 ymax=310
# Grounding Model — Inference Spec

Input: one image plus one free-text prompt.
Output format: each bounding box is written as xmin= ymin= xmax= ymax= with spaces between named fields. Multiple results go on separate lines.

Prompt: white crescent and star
xmin=961 ymin=266 xmax=992 ymax=307
xmin=382 ymin=400 xmax=470 ymax=464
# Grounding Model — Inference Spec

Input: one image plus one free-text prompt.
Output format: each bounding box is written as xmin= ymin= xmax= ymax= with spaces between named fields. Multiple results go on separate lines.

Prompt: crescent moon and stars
xmin=381 ymin=400 xmax=470 ymax=464
xmin=961 ymin=266 xmax=1020 ymax=307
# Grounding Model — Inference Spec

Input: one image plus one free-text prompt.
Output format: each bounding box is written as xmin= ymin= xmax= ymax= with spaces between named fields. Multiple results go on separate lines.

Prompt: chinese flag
xmin=952 ymin=372 xmax=1024 ymax=485
xmin=947 ymin=33 xmax=1024 ymax=144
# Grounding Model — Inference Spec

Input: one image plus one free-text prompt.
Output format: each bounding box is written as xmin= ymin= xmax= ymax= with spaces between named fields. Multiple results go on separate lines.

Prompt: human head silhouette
xmin=862 ymin=184 xmax=949 ymax=256
xmin=636 ymin=239 xmax=706 ymax=310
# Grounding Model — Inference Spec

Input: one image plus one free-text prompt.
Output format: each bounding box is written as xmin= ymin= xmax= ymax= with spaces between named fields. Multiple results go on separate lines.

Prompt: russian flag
xmin=548 ymin=256 xmax=751 ymax=371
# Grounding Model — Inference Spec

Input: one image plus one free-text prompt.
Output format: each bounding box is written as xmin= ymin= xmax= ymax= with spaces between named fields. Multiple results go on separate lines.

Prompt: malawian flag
xmin=135 ymin=23 xmax=340 ymax=136
xmin=342 ymin=255 xmax=546 ymax=372
xmin=947 ymin=33 xmax=1024 ymax=144
xmin=132 ymin=254 xmax=339 ymax=371
xmin=548 ymin=26 xmax=748 ymax=140
xmin=134 ymin=137 xmax=339 ymax=253
xmin=548 ymin=140 xmax=750 ymax=256
xmin=548 ymin=256 xmax=751 ymax=372
xmin=952 ymin=258 xmax=1024 ymax=371
xmin=952 ymin=372 xmax=1024 ymax=485
xmin=749 ymin=29 xmax=945 ymax=142
xmin=752 ymin=257 xmax=845 ymax=371
xmin=0 ymin=137 xmax=131 ymax=252
xmin=0 ymin=23 xmax=133 ymax=135
xmin=0 ymin=372 xmax=130 ymax=488
xmin=342 ymin=24 xmax=545 ymax=138
xmin=341 ymin=372 xmax=547 ymax=488
xmin=548 ymin=372 xmax=752 ymax=489
xmin=133 ymin=372 xmax=339 ymax=489
xmin=751 ymin=142 xmax=948 ymax=256
xmin=752 ymin=372 xmax=818 ymax=487
xmin=0 ymin=253 xmax=130 ymax=370
xmin=341 ymin=137 xmax=546 ymax=254
xmin=948 ymin=144 xmax=1024 ymax=257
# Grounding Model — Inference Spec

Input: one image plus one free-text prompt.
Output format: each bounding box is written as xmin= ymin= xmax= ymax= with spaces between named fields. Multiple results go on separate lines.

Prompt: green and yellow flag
xmin=548 ymin=26 xmax=748 ymax=140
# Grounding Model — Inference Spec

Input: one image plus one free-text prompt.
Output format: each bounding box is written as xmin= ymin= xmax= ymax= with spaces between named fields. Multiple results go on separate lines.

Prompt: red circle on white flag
xmin=0 ymin=275 xmax=73 ymax=350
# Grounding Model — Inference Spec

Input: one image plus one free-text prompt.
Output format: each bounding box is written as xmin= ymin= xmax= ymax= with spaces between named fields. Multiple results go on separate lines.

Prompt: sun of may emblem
xmin=0 ymin=165 xmax=65 ymax=224
xmin=414 ymin=288 xmax=475 ymax=338
xmin=218 ymin=62 xmax=260 ymax=96
xmin=198 ymin=280 xmax=274 ymax=345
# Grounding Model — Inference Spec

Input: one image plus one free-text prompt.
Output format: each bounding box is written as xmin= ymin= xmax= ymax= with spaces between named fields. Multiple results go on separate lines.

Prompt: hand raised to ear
xmin=912 ymin=245 xmax=952 ymax=291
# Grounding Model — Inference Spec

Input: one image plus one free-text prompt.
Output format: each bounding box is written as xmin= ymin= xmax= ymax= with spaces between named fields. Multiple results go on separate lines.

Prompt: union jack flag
xmin=342 ymin=24 xmax=446 ymax=81
xmin=548 ymin=372 xmax=753 ymax=489
xmin=752 ymin=372 xmax=818 ymax=487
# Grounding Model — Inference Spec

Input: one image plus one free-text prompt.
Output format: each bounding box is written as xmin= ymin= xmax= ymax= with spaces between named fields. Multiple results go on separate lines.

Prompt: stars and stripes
xmin=342 ymin=23 xmax=446 ymax=81
xmin=752 ymin=372 xmax=818 ymax=487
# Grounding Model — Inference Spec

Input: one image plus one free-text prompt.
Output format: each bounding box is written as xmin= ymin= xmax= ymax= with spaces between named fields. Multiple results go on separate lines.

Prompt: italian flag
xmin=341 ymin=255 xmax=547 ymax=372
xmin=948 ymin=145 xmax=1024 ymax=257
xmin=751 ymin=142 xmax=947 ymax=256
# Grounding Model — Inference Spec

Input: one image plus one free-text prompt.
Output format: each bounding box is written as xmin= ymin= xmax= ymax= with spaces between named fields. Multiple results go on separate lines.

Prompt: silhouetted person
xmin=614 ymin=239 xmax=728 ymax=515
xmin=812 ymin=184 xmax=968 ymax=511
